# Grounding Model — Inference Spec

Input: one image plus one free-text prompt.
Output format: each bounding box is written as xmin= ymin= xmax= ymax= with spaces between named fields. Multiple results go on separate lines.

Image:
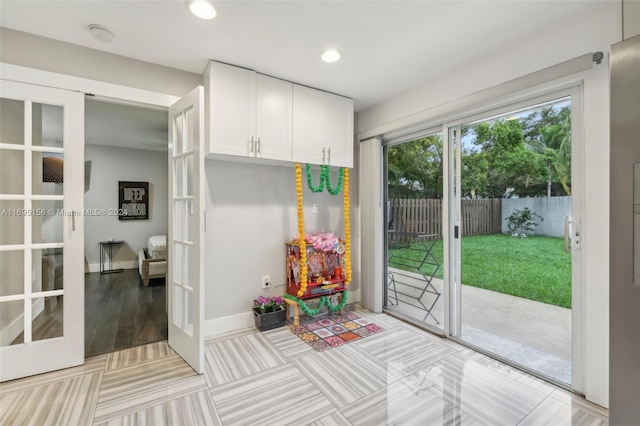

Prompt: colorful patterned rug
xmin=291 ymin=311 xmax=384 ymax=351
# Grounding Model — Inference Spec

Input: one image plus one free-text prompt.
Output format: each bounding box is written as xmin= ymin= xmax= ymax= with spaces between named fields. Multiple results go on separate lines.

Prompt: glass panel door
xmin=450 ymin=96 xmax=576 ymax=385
xmin=385 ymin=132 xmax=445 ymax=332
xmin=167 ymin=86 xmax=204 ymax=374
xmin=0 ymin=80 xmax=84 ymax=382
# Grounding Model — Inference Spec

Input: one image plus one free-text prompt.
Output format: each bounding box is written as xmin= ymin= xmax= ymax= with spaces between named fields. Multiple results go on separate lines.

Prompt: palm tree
xmin=525 ymin=118 xmax=571 ymax=196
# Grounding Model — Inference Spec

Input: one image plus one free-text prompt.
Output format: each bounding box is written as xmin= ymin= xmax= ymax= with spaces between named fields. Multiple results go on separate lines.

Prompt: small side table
xmin=99 ymin=240 xmax=125 ymax=274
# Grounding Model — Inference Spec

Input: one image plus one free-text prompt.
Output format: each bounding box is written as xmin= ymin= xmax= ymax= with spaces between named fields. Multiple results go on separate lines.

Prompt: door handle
xmin=72 ymin=214 xmax=76 ymax=232
xmin=564 ymin=216 xmax=580 ymax=253
xmin=322 ymin=147 xmax=326 ymax=164
xmin=256 ymin=137 xmax=261 ymax=154
xmin=327 ymin=147 xmax=331 ymax=165
xmin=249 ymin=137 xmax=254 ymax=153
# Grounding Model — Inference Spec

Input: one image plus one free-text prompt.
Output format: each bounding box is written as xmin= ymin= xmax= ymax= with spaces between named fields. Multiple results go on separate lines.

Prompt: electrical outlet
xmin=312 ymin=203 xmax=319 ymax=214
xmin=262 ymin=275 xmax=271 ymax=288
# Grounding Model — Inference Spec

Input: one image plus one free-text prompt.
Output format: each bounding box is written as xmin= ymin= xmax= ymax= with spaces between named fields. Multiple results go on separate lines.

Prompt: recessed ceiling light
xmin=186 ymin=0 xmax=217 ymax=20
xmin=321 ymin=50 xmax=341 ymax=63
xmin=88 ymin=24 xmax=113 ymax=43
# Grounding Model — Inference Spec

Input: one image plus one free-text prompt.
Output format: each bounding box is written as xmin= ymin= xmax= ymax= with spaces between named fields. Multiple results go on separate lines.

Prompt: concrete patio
xmin=386 ymin=268 xmax=571 ymax=384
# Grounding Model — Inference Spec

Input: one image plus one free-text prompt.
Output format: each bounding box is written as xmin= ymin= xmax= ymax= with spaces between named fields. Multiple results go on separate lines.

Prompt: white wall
xmin=204 ymin=160 xmax=359 ymax=321
xmin=0 ymin=28 xmax=201 ymax=98
xmin=84 ymin=145 xmax=168 ymax=272
xmin=357 ymin=2 xmax=619 ymax=408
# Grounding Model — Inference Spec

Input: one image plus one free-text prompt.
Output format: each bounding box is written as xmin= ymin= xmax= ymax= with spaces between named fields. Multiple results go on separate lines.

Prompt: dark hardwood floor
xmin=85 ymin=269 xmax=167 ymax=358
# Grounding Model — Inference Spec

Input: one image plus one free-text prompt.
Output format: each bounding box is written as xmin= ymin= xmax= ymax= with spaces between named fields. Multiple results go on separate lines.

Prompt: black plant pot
xmin=253 ymin=308 xmax=286 ymax=331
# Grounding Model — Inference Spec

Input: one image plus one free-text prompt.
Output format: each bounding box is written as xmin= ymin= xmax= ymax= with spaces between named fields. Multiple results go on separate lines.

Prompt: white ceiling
xmin=85 ymin=99 xmax=168 ymax=151
xmin=0 ymin=1 xmax=607 ymax=112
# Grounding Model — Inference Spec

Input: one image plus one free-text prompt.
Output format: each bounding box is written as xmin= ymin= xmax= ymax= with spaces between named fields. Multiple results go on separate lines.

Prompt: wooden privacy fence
xmin=389 ymin=198 xmax=502 ymax=237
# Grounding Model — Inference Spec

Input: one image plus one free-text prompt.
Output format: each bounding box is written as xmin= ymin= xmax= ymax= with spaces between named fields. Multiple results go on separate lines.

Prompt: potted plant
xmin=252 ymin=295 xmax=286 ymax=331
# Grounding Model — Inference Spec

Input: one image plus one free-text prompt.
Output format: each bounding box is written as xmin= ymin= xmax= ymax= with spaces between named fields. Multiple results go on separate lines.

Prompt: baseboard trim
xmin=203 ymin=311 xmax=255 ymax=338
xmin=0 ymin=299 xmax=45 ymax=346
xmin=203 ymin=289 xmax=361 ymax=339
xmin=86 ymin=261 xmax=138 ymax=274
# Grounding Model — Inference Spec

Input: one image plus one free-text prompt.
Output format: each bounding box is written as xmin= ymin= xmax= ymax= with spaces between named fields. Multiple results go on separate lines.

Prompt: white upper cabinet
xmin=204 ymin=62 xmax=292 ymax=162
xmin=204 ymin=61 xmax=256 ymax=158
xmin=255 ymin=74 xmax=292 ymax=162
xmin=292 ymin=84 xmax=324 ymax=164
xmin=292 ymin=84 xmax=354 ymax=168
xmin=321 ymin=92 xmax=354 ymax=168
xmin=204 ymin=61 xmax=353 ymax=167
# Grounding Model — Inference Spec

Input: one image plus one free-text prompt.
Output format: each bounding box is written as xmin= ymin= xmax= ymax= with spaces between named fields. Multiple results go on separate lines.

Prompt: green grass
xmin=388 ymin=234 xmax=572 ymax=308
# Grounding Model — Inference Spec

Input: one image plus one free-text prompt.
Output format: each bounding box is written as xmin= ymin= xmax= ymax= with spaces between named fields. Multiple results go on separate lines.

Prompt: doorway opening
xmin=83 ymin=99 xmax=169 ymax=357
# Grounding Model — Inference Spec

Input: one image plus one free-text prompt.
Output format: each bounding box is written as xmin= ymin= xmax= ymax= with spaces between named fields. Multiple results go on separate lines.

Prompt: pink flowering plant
xmin=253 ymin=296 xmax=285 ymax=313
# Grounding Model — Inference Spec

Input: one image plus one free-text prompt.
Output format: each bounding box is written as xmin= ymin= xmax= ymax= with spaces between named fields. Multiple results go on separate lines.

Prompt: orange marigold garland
xmin=295 ymin=163 xmax=308 ymax=297
xmin=343 ymin=168 xmax=352 ymax=284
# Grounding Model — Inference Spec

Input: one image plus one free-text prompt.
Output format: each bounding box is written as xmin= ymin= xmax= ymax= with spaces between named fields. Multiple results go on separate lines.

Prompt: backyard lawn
xmin=388 ymin=234 xmax=572 ymax=308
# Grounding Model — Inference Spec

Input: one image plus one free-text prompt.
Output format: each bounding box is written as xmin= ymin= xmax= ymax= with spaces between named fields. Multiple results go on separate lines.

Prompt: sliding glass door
xmin=449 ymin=94 xmax=580 ymax=386
xmin=384 ymin=131 xmax=445 ymax=333
xmin=383 ymin=90 xmax=582 ymax=389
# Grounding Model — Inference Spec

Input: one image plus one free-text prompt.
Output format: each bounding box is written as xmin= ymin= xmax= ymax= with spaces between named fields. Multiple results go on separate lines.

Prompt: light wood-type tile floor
xmin=0 ymin=309 xmax=608 ymax=426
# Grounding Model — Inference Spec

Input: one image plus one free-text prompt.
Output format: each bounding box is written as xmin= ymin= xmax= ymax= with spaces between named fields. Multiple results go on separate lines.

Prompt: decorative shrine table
xmin=285 ymin=239 xmax=347 ymax=326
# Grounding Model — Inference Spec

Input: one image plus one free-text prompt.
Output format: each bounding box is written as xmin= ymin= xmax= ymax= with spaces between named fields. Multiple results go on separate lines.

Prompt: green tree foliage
xmin=463 ymin=120 xmax=547 ymax=198
xmin=387 ymin=135 xmax=443 ymax=199
xmin=387 ymin=103 xmax=571 ymax=199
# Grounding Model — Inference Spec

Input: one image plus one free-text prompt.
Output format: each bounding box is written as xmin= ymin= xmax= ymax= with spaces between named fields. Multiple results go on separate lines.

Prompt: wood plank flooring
xmin=85 ymin=269 xmax=167 ymax=358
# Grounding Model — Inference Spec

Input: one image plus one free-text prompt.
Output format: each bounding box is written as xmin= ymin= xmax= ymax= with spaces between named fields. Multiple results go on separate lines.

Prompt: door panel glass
xmin=175 ymin=157 xmax=184 ymax=198
xmin=33 ymin=249 xmax=63 ymax=293
xmin=185 ymin=108 xmax=193 ymax=152
xmin=186 ymin=201 xmax=194 ymax=243
xmin=0 ymin=98 xmax=25 ymax=145
xmin=174 ymin=201 xmax=184 ymax=241
xmin=385 ymin=132 xmax=444 ymax=331
xmin=456 ymin=97 xmax=572 ymax=384
xmin=0 ymin=300 xmax=24 ymax=347
xmin=30 ymin=295 xmax=64 ymax=343
xmin=174 ymin=243 xmax=183 ymax=284
xmin=0 ymin=250 xmax=24 ymax=297
xmin=186 ymin=154 xmax=194 ymax=197
xmin=173 ymin=285 xmax=183 ymax=328
xmin=174 ymin=113 xmax=183 ymax=155
xmin=0 ymin=149 xmax=25 ymax=194
xmin=186 ymin=290 xmax=194 ymax=335
xmin=32 ymin=199 xmax=64 ymax=244
xmin=34 ymin=154 xmax=64 ymax=195
xmin=32 ymin=104 xmax=63 ymax=148
xmin=185 ymin=244 xmax=194 ymax=288
xmin=0 ymin=200 xmax=25 ymax=245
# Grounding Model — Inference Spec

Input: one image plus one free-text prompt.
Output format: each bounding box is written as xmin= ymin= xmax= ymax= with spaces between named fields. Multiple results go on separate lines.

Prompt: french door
xmin=167 ymin=86 xmax=205 ymax=374
xmin=0 ymin=80 xmax=84 ymax=382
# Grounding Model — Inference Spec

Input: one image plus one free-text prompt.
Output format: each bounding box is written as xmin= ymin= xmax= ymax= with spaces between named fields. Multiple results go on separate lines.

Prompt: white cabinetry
xmin=204 ymin=61 xmax=292 ymax=162
xmin=204 ymin=61 xmax=353 ymax=167
xmin=292 ymin=84 xmax=353 ymax=168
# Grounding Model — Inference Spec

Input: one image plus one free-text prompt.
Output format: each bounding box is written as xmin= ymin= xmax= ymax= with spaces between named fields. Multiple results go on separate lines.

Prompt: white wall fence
xmin=502 ymin=196 xmax=571 ymax=238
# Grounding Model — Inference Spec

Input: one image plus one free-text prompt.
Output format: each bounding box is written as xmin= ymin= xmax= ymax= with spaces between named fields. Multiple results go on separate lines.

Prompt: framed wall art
xmin=119 ymin=181 xmax=149 ymax=220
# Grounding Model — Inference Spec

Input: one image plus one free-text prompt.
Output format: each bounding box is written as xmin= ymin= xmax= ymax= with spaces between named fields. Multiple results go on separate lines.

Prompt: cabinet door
xmin=205 ymin=61 xmax=256 ymax=158
xmin=255 ymin=74 xmax=292 ymax=161
xmin=292 ymin=84 xmax=324 ymax=165
xmin=322 ymin=93 xmax=354 ymax=168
